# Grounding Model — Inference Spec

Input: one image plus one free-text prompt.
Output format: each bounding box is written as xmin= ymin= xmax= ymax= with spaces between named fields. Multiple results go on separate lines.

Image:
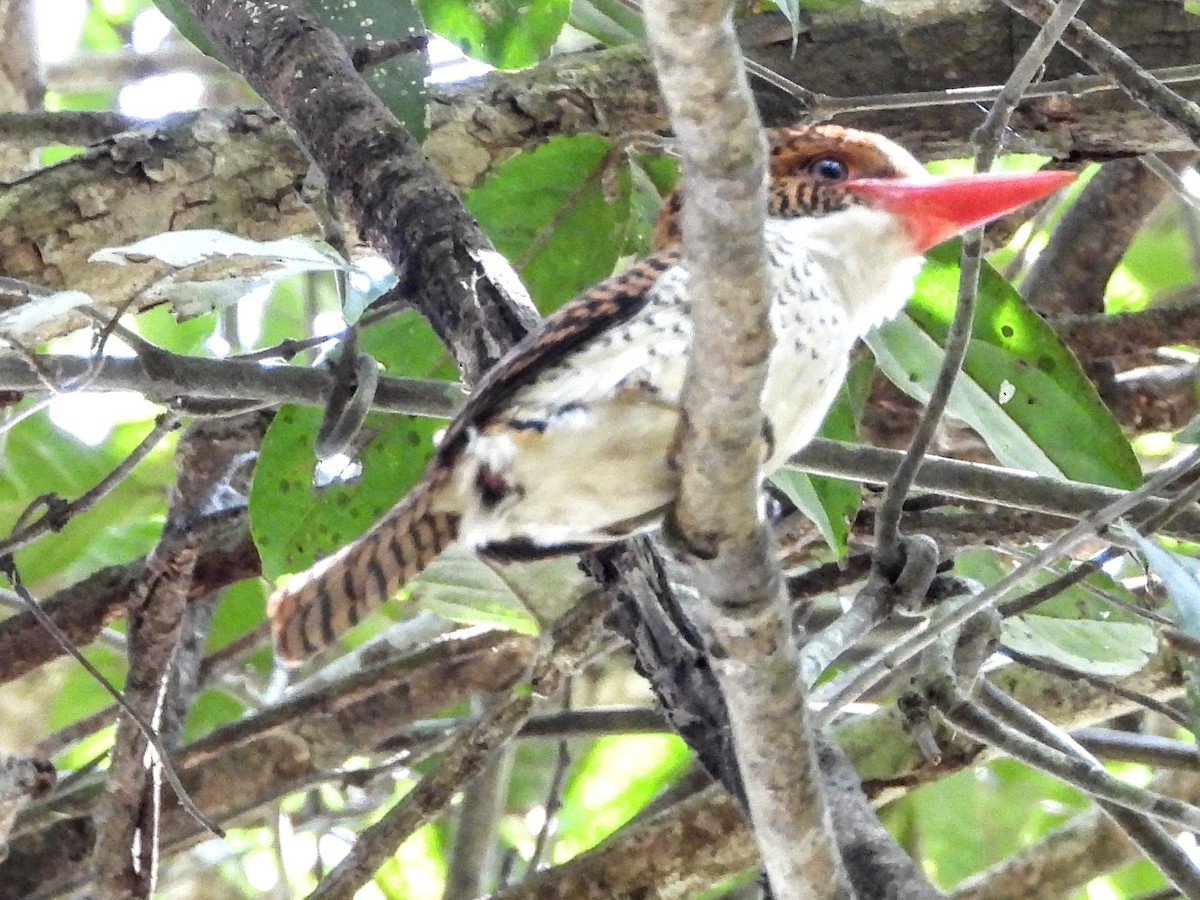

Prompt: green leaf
xmin=954 ymin=549 xmax=1141 ymax=623
xmin=621 ymin=157 xmax=669 ymax=258
xmin=373 ymin=823 xmax=446 ymax=899
xmin=420 ymin=0 xmax=568 ymax=68
xmin=889 ymin=759 xmax=1084 ymax=889
xmin=250 ymin=404 xmax=438 ymax=578
xmin=48 ymin=645 xmax=126 ymax=731
xmin=183 ymin=690 xmax=247 ymax=742
xmin=868 ymin=244 xmax=1141 ymax=489
xmin=311 ymin=0 xmax=429 ymax=138
xmin=465 ymin=135 xmax=631 ymax=311
xmin=1100 ymin=859 xmax=1170 ymax=900
xmin=770 ymin=355 xmax=872 ymax=554
xmin=206 ymin=580 xmax=268 ymax=653
xmin=407 ymin=547 xmax=555 ymax=633
xmin=553 ymin=734 xmax=690 ymax=861
xmin=1178 ymin=413 xmax=1200 ymax=444
xmin=0 ymin=412 xmax=172 ymax=585
xmin=1110 ymin=204 xmax=1197 ymax=312
xmin=1129 ymin=531 xmax=1200 ymax=733
xmin=133 ymin=304 xmax=219 ymax=356
xmin=1002 ymin=615 xmax=1156 ymax=677
xmin=249 ymin=313 xmax=453 ymax=579
xmin=52 ymin=725 xmax=116 ymax=771
xmin=567 ymin=0 xmax=643 ymax=44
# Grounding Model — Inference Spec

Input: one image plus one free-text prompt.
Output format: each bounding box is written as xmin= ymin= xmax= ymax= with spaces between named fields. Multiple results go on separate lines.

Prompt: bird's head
xmin=652 ymin=124 xmax=1074 ymax=255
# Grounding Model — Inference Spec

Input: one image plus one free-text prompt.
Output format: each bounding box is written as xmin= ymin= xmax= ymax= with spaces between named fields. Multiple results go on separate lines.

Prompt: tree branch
xmin=181 ymin=0 xmax=536 ymax=383
xmin=644 ymin=0 xmax=848 ymax=893
xmin=307 ymin=591 xmax=611 ymax=899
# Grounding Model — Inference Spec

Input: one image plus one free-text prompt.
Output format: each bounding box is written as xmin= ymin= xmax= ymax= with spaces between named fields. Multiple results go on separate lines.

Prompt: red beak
xmin=846 ymin=169 xmax=1075 ymax=253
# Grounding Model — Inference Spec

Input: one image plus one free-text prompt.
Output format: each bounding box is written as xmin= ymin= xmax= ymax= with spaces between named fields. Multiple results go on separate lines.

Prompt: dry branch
xmin=180 ymin=0 xmax=536 ymax=383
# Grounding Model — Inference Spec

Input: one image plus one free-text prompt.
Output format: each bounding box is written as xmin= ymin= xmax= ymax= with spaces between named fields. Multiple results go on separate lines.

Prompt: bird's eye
xmin=808 ymin=157 xmax=848 ymax=181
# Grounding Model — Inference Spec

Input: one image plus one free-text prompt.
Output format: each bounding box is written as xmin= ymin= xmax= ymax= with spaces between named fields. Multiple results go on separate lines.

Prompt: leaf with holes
xmin=249 ymin=404 xmax=439 ymax=579
xmin=868 ymin=244 xmax=1140 ymax=489
xmin=249 ymin=312 xmax=454 ymax=579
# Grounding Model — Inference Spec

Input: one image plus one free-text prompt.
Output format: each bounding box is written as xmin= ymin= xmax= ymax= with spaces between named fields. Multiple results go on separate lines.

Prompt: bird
xmin=268 ymin=123 xmax=1072 ymax=663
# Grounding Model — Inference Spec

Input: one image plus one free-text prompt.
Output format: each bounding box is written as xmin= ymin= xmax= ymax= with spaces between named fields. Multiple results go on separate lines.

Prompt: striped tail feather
xmin=267 ymin=480 xmax=461 ymax=664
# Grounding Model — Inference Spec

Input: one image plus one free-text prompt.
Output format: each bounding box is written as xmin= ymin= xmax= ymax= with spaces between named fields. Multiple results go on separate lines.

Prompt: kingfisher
xmin=268 ymin=123 xmax=1072 ymax=663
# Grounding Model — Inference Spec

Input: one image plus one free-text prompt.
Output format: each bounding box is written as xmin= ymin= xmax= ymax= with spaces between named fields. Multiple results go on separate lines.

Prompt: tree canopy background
xmin=3 ymin=0 xmax=1200 ymax=898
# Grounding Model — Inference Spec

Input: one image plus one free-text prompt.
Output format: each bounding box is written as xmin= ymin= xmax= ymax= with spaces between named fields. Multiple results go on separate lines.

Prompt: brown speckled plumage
xmin=267 ymin=123 xmax=1065 ymax=663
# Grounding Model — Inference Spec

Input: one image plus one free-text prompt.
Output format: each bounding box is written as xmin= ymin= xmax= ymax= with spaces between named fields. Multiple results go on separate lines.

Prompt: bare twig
xmin=92 ymin=411 xmax=264 ymax=894
xmin=872 ymin=0 xmax=1084 ymax=571
xmin=1003 ymin=0 xmax=1200 ymax=149
xmin=526 ymin=684 xmax=574 ymax=874
xmin=1002 ymin=645 xmax=1192 ymax=732
xmin=307 ymin=592 xmax=611 ymax=899
xmin=794 ymin=439 xmax=1200 ymax=541
xmin=91 ymin=533 xmax=200 ymax=898
xmin=444 ymin=695 xmax=515 ymax=900
xmin=977 ymin=681 xmax=1200 ymax=897
xmin=0 ymin=412 xmax=180 ymax=557
xmin=0 ymin=351 xmax=464 ymax=420
xmin=814 ymin=447 xmax=1200 ymax=722
xmin=813 ymin=64 xmax=1200 ymax=118
xmin=0 ymin=559 xmax=222 ymax=839
xmin=349 ymin=34 xmax=430 ymax=71
xmin=933 ymin=681 xmax=1200 ymax=831
xmin=952 ymin=767 xmax=1200 ymax=900
xmin=1072 ymin=728 xmax=1200 ymax=771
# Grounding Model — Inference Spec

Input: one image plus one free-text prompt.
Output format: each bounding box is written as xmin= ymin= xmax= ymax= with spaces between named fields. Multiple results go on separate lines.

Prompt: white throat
xmin=766 ymin=205 xmax=924 ymax=335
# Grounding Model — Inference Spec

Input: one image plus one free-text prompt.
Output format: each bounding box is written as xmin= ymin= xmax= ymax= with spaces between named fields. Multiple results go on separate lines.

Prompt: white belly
xmin=449 ymin=219 xmax=917 ymax=552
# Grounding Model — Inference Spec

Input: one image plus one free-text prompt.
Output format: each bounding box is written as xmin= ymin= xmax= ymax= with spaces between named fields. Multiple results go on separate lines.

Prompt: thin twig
xmin=444 ymin=695 xmax=515 ymax=900
xmin=1003 ymin=0 xmax=1200 ymax=148
xmin=977 ymin=680 xmax=1200 ymax=897
xmin=307 ymin=592 xmax=611 ymax=899
xmin=0 ymin=353 xmax=463 ymax=420
xmin=935 ymin=681 xmax=1200 ymax=831
xmin=813 ymin=65 xmax=1200 ymax=118
xmin=526 ymin=683 xmax=574 ymax=874
xmin=1072 ymin=728 xmax=1200 ymax=770
xmin=1001 ymin=645 xmax=1192 ymax=732
xmin=814 ymin=447 xmax=1200 ymax=723
xmin=873 ymin=0 xmax=1084 ymax=569
xmin=793 ymin=439 xmax=1200 ymax=541
xmin=0 ymin=558 xmax=223 ymax=837
xmin=0 ymin=412 xmax=181 ymax=557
